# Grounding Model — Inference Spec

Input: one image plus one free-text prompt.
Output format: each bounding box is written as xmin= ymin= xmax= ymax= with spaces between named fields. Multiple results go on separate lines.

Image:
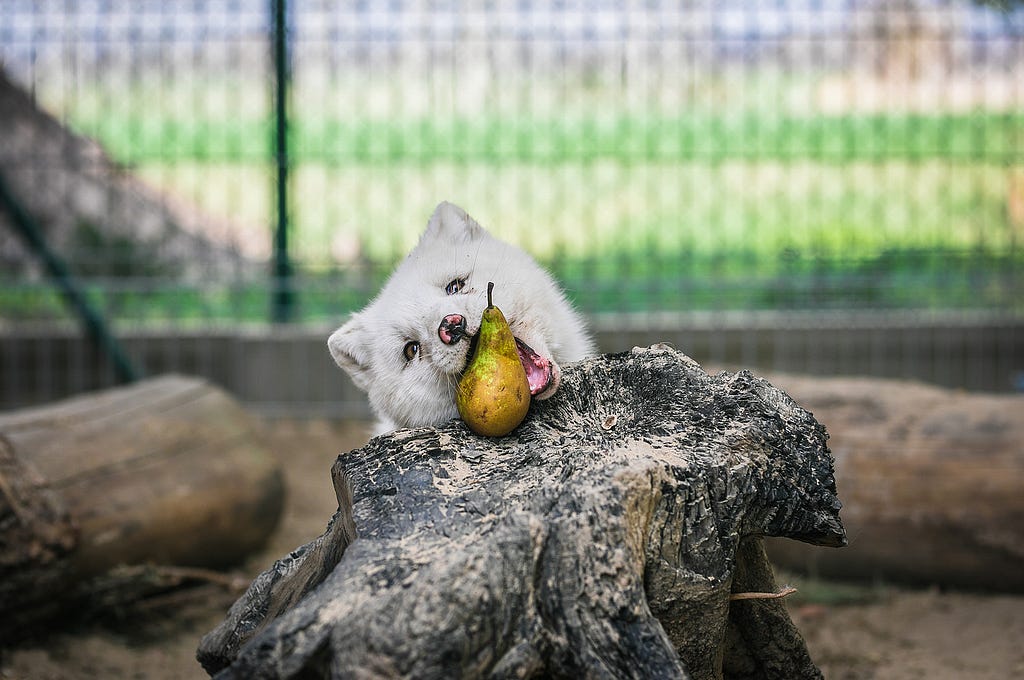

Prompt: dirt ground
xmin=2 ymin=418 xmax=1023 ymax=680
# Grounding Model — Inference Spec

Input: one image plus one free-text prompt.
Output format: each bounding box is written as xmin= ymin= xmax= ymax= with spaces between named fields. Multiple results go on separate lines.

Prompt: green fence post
xmin=0 ymin=170 xmax=140 ymax=384
xmin=271 ymin=0 xmax=294 ymax=323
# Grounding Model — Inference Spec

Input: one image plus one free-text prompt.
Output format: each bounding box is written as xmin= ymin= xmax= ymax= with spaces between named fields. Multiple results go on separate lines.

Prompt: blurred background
xmin=1 ymin=0 xmax=1022 ymax=417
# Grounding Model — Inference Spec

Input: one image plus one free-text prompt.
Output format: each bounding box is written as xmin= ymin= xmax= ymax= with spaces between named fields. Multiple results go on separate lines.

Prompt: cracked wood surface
xmin=198 ymin=346 xmax=845 ymax=679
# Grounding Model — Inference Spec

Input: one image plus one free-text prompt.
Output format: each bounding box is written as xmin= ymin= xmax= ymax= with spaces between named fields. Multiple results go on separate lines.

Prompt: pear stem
xmin=487 ymin=281 xmax=494 ymax=308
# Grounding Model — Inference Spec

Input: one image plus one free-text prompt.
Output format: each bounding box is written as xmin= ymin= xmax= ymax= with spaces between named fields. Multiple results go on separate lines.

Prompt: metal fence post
xmin=271 ymin=0 xmax=294 ymax=323
xmin=0 ymin=170 xmax=140 ymax=384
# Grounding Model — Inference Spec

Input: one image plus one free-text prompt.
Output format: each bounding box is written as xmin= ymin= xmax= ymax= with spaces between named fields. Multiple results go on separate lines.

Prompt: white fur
xmin=328 ymin=201 xmax=594 ymax=434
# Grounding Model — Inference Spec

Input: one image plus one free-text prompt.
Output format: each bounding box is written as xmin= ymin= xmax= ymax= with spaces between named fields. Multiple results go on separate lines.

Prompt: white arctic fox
xmin=328 ymin=201 xmax=595 ymax=434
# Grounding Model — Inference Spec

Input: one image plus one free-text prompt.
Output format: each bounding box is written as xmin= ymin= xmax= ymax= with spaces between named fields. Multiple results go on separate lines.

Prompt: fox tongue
xmin=514 ymin=338 xmax=554 ymax=396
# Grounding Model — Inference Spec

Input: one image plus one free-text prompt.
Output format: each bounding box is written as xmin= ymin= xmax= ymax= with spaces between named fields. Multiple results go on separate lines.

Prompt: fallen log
xmin=766 ymin=374 xmax=1024 ymax=591
xmin=198 ymin=347 xmax=846 ymax=679
xmin=0 ymin=375 xmax=284 ymax=639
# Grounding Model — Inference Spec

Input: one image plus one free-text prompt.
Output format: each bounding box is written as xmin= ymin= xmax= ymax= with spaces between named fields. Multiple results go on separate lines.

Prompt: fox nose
xmin=438 ymin=314 xmax=467 ymax=345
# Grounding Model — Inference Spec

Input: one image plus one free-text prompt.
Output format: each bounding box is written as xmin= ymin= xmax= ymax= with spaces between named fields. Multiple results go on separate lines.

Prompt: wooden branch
xmin=729 ymin=587 xmax=798 ymax=601
xmin=198 ymin=347 xmax=846 ymax=679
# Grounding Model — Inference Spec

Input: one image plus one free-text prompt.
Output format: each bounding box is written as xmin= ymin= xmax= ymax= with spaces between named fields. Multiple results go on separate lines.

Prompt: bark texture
xmin=199 ymin=346 xmax=846 ymax=679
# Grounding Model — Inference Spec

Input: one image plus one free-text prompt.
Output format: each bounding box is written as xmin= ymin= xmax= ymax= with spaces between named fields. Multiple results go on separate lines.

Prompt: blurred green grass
xmin=4 ymin=245 xmax=1017 ymax=323
xmin=5 ymin=100 xmax=1018 ymax=322
xmin=85 ymin=111 xmax=1022 ymax=165
xmin=132 ymin=158 xmax=1019 ymax=271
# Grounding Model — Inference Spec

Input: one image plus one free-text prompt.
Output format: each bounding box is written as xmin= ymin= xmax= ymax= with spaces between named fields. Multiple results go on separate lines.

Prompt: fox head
xmin=328 ymin=202 xmax=593 ymax=433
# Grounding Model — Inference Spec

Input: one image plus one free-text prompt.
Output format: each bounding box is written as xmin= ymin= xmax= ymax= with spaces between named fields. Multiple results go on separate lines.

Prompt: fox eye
xmin=445 ymin=277 xmax=466 ymax=295
xmin=403 ymin=341 xmax=419 ymax=361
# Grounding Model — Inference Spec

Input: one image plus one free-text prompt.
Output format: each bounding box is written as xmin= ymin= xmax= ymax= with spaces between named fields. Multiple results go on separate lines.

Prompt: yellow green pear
xmin=456 ymin=282 xmax=531 ymax=437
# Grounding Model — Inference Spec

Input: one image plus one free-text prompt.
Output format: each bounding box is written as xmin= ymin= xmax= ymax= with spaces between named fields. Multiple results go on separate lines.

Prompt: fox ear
xmin=422 ymin=201 xmax=484 ymax=244
xmin=328 ymin=315 xmax=373 ymax=391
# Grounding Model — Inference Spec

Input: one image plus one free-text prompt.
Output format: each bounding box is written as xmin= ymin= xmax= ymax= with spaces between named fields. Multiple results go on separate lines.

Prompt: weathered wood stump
xmin=0 ymin=375 xmax=284 ymax=639
xmin=766 ymin=373 xmax=1024 ymax=591
xmin=198 ymin=347 xmax=846 ymax=679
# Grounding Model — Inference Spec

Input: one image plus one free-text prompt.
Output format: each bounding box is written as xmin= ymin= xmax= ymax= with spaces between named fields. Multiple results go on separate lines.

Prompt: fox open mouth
xmin=514 ymin=337 xmax=555 ymax=397
xmin=462 ymin=334 xmax=555 ymax=397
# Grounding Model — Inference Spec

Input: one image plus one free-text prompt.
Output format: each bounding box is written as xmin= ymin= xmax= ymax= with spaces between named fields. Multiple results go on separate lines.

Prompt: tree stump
xmin=0 ymin=375 xmax=284 ymax=639
xmin=198 ymin=347 xmax=846 ymax=679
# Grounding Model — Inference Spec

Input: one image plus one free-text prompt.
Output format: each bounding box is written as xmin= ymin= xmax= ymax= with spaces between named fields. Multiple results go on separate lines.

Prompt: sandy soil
xmin=2 ymin=418 xmax=1022 ymax=680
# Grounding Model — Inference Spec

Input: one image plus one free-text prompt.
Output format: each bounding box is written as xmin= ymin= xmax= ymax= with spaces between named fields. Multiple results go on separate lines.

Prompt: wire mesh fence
xmin=1 ymin=1 xmax=1022 ymax=412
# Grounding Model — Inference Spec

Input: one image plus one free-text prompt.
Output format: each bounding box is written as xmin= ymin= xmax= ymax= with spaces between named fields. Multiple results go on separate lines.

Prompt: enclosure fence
xmin=1 ymin=1 xmax=1022 ymax=414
